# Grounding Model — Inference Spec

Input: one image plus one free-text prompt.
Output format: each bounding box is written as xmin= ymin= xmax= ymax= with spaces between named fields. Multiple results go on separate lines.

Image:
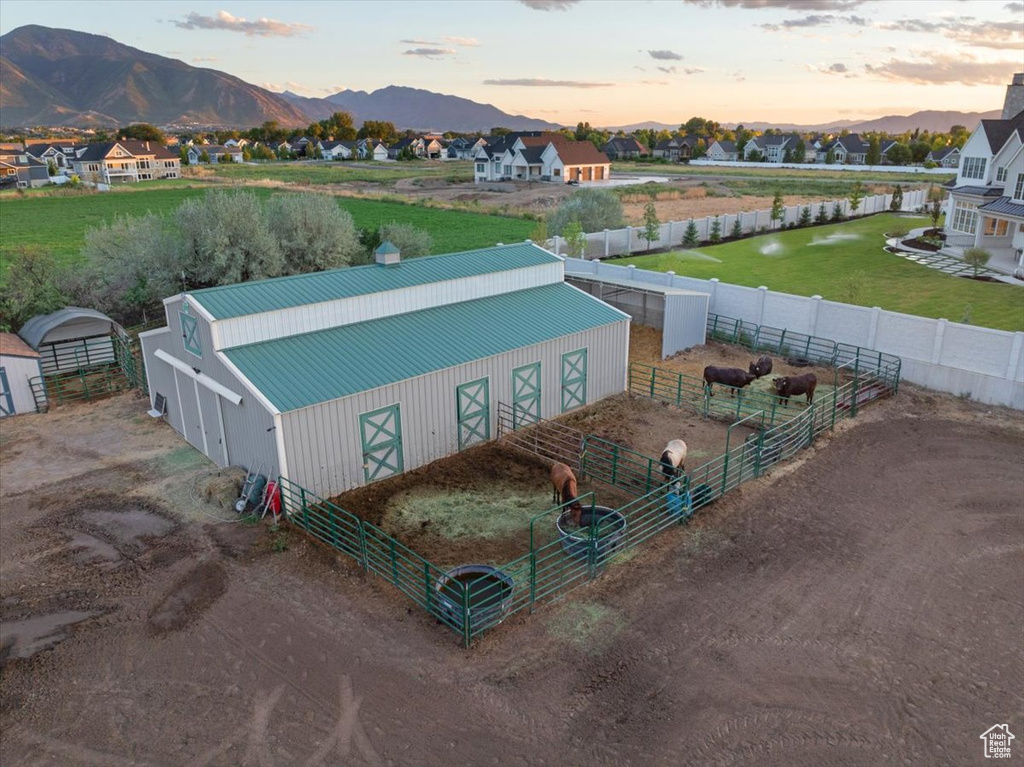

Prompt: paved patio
xmin=887 ymin=229 xmax=1024 ymax=285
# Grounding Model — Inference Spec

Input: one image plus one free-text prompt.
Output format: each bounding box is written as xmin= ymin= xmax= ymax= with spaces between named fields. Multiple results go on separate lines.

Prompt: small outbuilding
xmin=140 ymin=242 xmax=631 ymax=497
xmin=18 ymin=307 xmax=122 ymax=373
xmin=0 ymin=333 xmax=43 ymax=416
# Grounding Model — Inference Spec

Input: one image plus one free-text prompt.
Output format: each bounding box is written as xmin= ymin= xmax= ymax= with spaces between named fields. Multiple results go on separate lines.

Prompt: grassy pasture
xmin=618 ymin=213 xmax=1024 ymax=332
xmin=199 ymin=159 xmax=474 ymax=185
xmin=612 ymin=160 xmax=955 ymax=185
xmin=0 ymin=185 xmax=534 ymax=271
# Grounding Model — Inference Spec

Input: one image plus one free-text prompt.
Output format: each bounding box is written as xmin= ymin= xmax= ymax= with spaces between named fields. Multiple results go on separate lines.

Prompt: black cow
xmin=748 ymin=355 xmax=773 ymax=379
xmin=773 ymin=373 xmax=817 ymax=405
xmin=703 ymin=366 xmax=756 ymax=397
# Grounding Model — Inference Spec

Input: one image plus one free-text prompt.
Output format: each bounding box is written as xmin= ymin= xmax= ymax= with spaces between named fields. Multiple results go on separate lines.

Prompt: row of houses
xmin=600 ymin=132 xmax=961 ymax=168
xmin=472 ymin=132 xmax=612 ymax=184
xmin=1 ymin=139 xmax=181 ymax=186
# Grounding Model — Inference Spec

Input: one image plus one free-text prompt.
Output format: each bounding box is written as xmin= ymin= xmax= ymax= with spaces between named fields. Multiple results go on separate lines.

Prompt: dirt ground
xmin=1 ymin=376 xmax=1022 ymax=765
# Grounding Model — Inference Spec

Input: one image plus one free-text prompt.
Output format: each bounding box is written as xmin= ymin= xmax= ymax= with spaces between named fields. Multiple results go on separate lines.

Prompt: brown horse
xmin=551 ymin=462 xmax=583 ymax=526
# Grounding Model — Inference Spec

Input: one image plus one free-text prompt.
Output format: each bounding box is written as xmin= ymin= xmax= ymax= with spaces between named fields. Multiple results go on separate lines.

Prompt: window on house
xmin=950 ymin=202 xmax=978 ymax=234
xmin=983 ymin=218 xmax=1009 ymax=237
xmin=961 ymin=157 xmax=986 ymax=180
xmin=996 ymin=166 xmax=1007 ymax=183
xmin=476 ymin=163 xmax=485 ymax=172
xmin=1014 ymin=173 xmax=1024 ymax=201
xmin=503 ymin=164 xmax=511 ymax=175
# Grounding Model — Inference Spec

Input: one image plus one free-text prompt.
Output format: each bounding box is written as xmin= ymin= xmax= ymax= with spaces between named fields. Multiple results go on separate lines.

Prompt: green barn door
xmin=456 ymin=377 xmax=490 ymax=450
xmin=0 ymin=368 xmax=13 ymax=416
xmin=360 ymin=404 xmax=404 ymax=483
xmin=511 ymin=362 xmax=541 ymax=428
xmin=561 ymin=348 xmax=588 ymax=412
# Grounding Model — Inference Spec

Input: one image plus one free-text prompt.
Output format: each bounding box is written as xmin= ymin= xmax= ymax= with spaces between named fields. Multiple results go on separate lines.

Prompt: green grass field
xmin=618 ymin=214 xmax=1024 ymax=332
xmin=0 ymin=185 xmax=534 ymax=271
xmin=200 ymin=160 xmax=474 ymax=185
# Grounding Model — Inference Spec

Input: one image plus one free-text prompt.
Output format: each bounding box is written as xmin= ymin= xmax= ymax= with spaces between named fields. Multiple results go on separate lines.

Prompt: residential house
xmin=927 ymin=147 xmax=961 ymax=168
xmin=602 ymin=137 xmax=649 ymax=160
xmin=224 ymin=138 xmax=251 ymax=148
xmin=186 ymin=144 xmax=243 ymax=164
xmin=269 ymin=140 xmax=293 ymax=156
xmin=743 ymin=133 xmax=801 ymax=163
xmin=942 ymin=102 xmax=1024 ymax=272
xmin=446 ymin=137 xmax=486 ymax=159
xmin=0 ymin=151 xmax=50 ymax=188
xmin=70 ymin=141 xmax=178 ymax=184
xmin=473 ymin=132 xmax=611 ymax=183
xmin=828 ymin=134 xmax=870 ymax=164
xmin=318 ymin=140 xmax=354 ymax=161
xmin=653 ymin=135 xmax=704 ymax=161
xmin=25 ymin=142 xmax=80 ymax=170
xmin=705 ymin=139 xmax=738 ymax=162
xmin=289 ymin=136 xmax=314 ymax=157
xmin=370 ymin=141 xmax=389 ymax=161
xmin=423 ymin=137 xmax=443 ymax=159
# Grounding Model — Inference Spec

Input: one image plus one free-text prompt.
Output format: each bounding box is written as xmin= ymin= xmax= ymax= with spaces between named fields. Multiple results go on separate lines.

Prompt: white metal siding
xmin=141 ymin=299 xmax=279 ymax=474
xmin=663 ymin=293 xmax=709 ymax=357
xmin=212 ymin=262 xmax=563 ymax=349
xmin=0 ymin=354 xmax=41 ymax=416
xmin=280 ymin=319 xmax=629 ymax=498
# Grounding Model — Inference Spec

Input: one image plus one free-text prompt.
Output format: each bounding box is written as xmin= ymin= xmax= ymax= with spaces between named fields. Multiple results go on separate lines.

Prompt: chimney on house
xmin=374 ymin=241 xmax=401 ymax=267
xmin=1003 ymin=73 xmax=1024 ymax=119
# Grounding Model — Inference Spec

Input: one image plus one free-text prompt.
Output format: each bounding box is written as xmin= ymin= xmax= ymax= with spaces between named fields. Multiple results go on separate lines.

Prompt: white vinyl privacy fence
xmin=564 ymin=258 xmax=1024 ymax=409
xmin=551 ymin=189 xmax=928 ymax=260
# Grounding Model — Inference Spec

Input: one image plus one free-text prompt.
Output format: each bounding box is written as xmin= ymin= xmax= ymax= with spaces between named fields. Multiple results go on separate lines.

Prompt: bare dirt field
xmin=1 ymin=367 xmax=1022 ymax=765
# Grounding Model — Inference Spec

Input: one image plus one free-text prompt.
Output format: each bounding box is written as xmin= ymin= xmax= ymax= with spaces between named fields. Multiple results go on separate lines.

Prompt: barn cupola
xmin=374 ymin=241 xmax=401 ymax=267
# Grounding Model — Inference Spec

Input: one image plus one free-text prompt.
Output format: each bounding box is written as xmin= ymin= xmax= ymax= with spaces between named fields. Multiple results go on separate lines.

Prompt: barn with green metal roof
xmin=139 ymin=242 xmax=630 ymax=497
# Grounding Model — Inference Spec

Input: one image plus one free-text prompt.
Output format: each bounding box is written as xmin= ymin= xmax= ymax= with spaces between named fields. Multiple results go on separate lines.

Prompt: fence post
xmin=300 ymin=487 xmax=309 ymax=530
xmin=358 ymin=523 xmax=369 ymax=570
xmin=649 ymin=366 xmax=657 ymax=396
xmin=424 ymin=562 xmax=433 ymax=615
xmin=807 ymin=404 xmax=815 ymax=446
xmin=626 ymin=226 xmax=632 ymax=253
xmin=676 ymin=371 xmax=683 ymax=406
xmin=851 ymin=355 xmax=860 ymax=418
xmin=611 ymin=444 xmax=619 ymax=486
xmin=529 ymin=550 xmax=537 ymax=613
xmin=462 ymin=583 xmax=471 ymax=647
xmin=389 ymin=538 xmax=399 ymax=586
xmin=604 ymin=229 xmax=610 ymax=258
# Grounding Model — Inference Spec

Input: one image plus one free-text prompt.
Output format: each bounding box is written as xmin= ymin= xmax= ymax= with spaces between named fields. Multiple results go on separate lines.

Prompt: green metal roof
xmin=375 ymin=241 xmax=400 ymax=255
xmin=223 ymin=283 xmax=627 ymax=412
xmin=190 ymin=242 xmax=558 ymax=320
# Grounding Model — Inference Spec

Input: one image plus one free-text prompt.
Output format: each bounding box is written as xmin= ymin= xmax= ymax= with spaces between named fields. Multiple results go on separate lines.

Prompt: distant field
xmin=0 ymin=185 xmax=534 ymax=271
xmin=198 ymin=160 xmax=474 ymax=185
xmin=618 ymin=213 xmax=1024 ymax=332
xmin=612 ymin=161 xmax=955 ymax=185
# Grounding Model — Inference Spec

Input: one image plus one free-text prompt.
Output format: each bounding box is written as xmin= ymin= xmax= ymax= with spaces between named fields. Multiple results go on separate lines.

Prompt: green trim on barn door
xmin=359 ymin=404 xmax=404 ymax=483
xmin=456 ymin=377 xmax=490 ymax=450
xmin=511 ymin=362 xmax=541 ymax=429
xmin=561 ymin=348 xmax=587 ymax=412
xmin=180 ymin=310 xmax=202 ymax=358
xmin=0 ymin=367 xmax=13 ymax=416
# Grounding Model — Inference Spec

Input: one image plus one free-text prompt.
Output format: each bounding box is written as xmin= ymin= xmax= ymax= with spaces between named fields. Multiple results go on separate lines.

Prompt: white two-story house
xmin=943 ymin=81 xmax=1024 ymax=274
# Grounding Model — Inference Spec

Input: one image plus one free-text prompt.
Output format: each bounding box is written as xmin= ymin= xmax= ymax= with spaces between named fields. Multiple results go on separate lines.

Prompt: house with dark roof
xmin=318 ymin=139 xmax=354 ymax=160
xmin=927 ymin=147 xmax=961 ymax=168
xmin=25 ymin=142 xmax=81 ymax=170
xmin=0 ymin=151 xmax=50 ymax=188
xmin=744 ymin=133 xmax=802 ymax=163
xmin=943 ymin=89 xmax=1024 ymax=273
xmin=473 ymin=133 xmax=611 ymax=183
xmin=186 ymin=144 xmax=242 ymax=165
xmin=828 ymin=134 xmax=870 ymax=164
xmin=706 ymin=139 xmax=738 ymax=162
xmin=71 ymin=140 xmax=180 ymax=183
xmin=602 ymin=137 xmax=649 ymax=160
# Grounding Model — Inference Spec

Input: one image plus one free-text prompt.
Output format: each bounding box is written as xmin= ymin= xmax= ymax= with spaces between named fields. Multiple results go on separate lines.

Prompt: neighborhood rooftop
xmin=188 ymin=242 xmax=559 ymax=320
xmin=222 ymin=282 xmax=626 ymax=411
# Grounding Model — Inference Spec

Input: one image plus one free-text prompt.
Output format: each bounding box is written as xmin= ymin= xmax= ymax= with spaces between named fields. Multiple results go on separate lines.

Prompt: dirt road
xmin=1 ymin=386 xmax=1021 ymax=766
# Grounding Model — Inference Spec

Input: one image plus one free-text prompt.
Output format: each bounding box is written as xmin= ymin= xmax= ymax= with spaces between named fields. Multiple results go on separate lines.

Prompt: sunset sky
xmin=1 ymin=0 xmax=1021 ymax=126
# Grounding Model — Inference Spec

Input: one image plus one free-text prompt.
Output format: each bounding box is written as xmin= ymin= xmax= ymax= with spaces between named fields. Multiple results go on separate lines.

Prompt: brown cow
xmin=748 ymin=355 xmax=773 ymax=379
xmin=703 ymin=366 xmax=756 ymax=397
xmin=773 ymin=373 xmax=817 ymax=405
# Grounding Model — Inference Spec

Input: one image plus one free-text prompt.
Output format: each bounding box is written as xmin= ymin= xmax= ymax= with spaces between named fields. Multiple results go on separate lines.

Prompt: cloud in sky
xmin=642 ymin=80 xmax=670 ymax=85
xmin=446 ymin=36 xmax=480 ymax=46
xmin=483 ymin=78 xmax=613 ymax=88
xmin=760 ymin=13 xmax=868 ymax=30
xmin=401 ymin=38 xmax=438 ymax=44
xmin=656 ymin=66 xmax=677 ymax=74
xmin=828 ymin=62 xmax=848 ymax=73
xmin=684 ymin=0 xmax=867 ymax=9
xmin=403 ymin=47 xmax=457 ymax=58
xmin=648 ymin=49 xmax=683 ymax=61
xmin=174 ymin=10 xmax=311 ymax=37
xmin=878 ymin=17 xmax=1024 ymax=50
xmin=684 ymin=67 xmax=705 ymax=75
xmin=516 ymin=0 xmax=580 ymax=9
xmin=1006 ymin=1 xmax=1023 ymax=11
xmin=865 ymin=54 xmax=1018 ymax=85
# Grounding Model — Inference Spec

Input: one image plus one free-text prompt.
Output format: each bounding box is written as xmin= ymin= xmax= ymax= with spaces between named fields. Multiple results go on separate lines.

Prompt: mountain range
xmin=0 ymin=24 xmax=997 ymax=135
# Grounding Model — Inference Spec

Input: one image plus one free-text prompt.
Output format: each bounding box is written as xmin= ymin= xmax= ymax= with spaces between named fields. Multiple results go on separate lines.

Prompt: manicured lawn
xmin=0 ymin=186 xmax=534 ymax=271
xmin=618 ymin=213 xmax=1024 ymax=332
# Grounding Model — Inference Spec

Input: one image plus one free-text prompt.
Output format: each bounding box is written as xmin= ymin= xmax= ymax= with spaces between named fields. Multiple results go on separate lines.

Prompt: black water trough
xmin=434 ymin=564 xmax=514 ymax=631
xmin=556 ymin=506 xmax=627 ymax=561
